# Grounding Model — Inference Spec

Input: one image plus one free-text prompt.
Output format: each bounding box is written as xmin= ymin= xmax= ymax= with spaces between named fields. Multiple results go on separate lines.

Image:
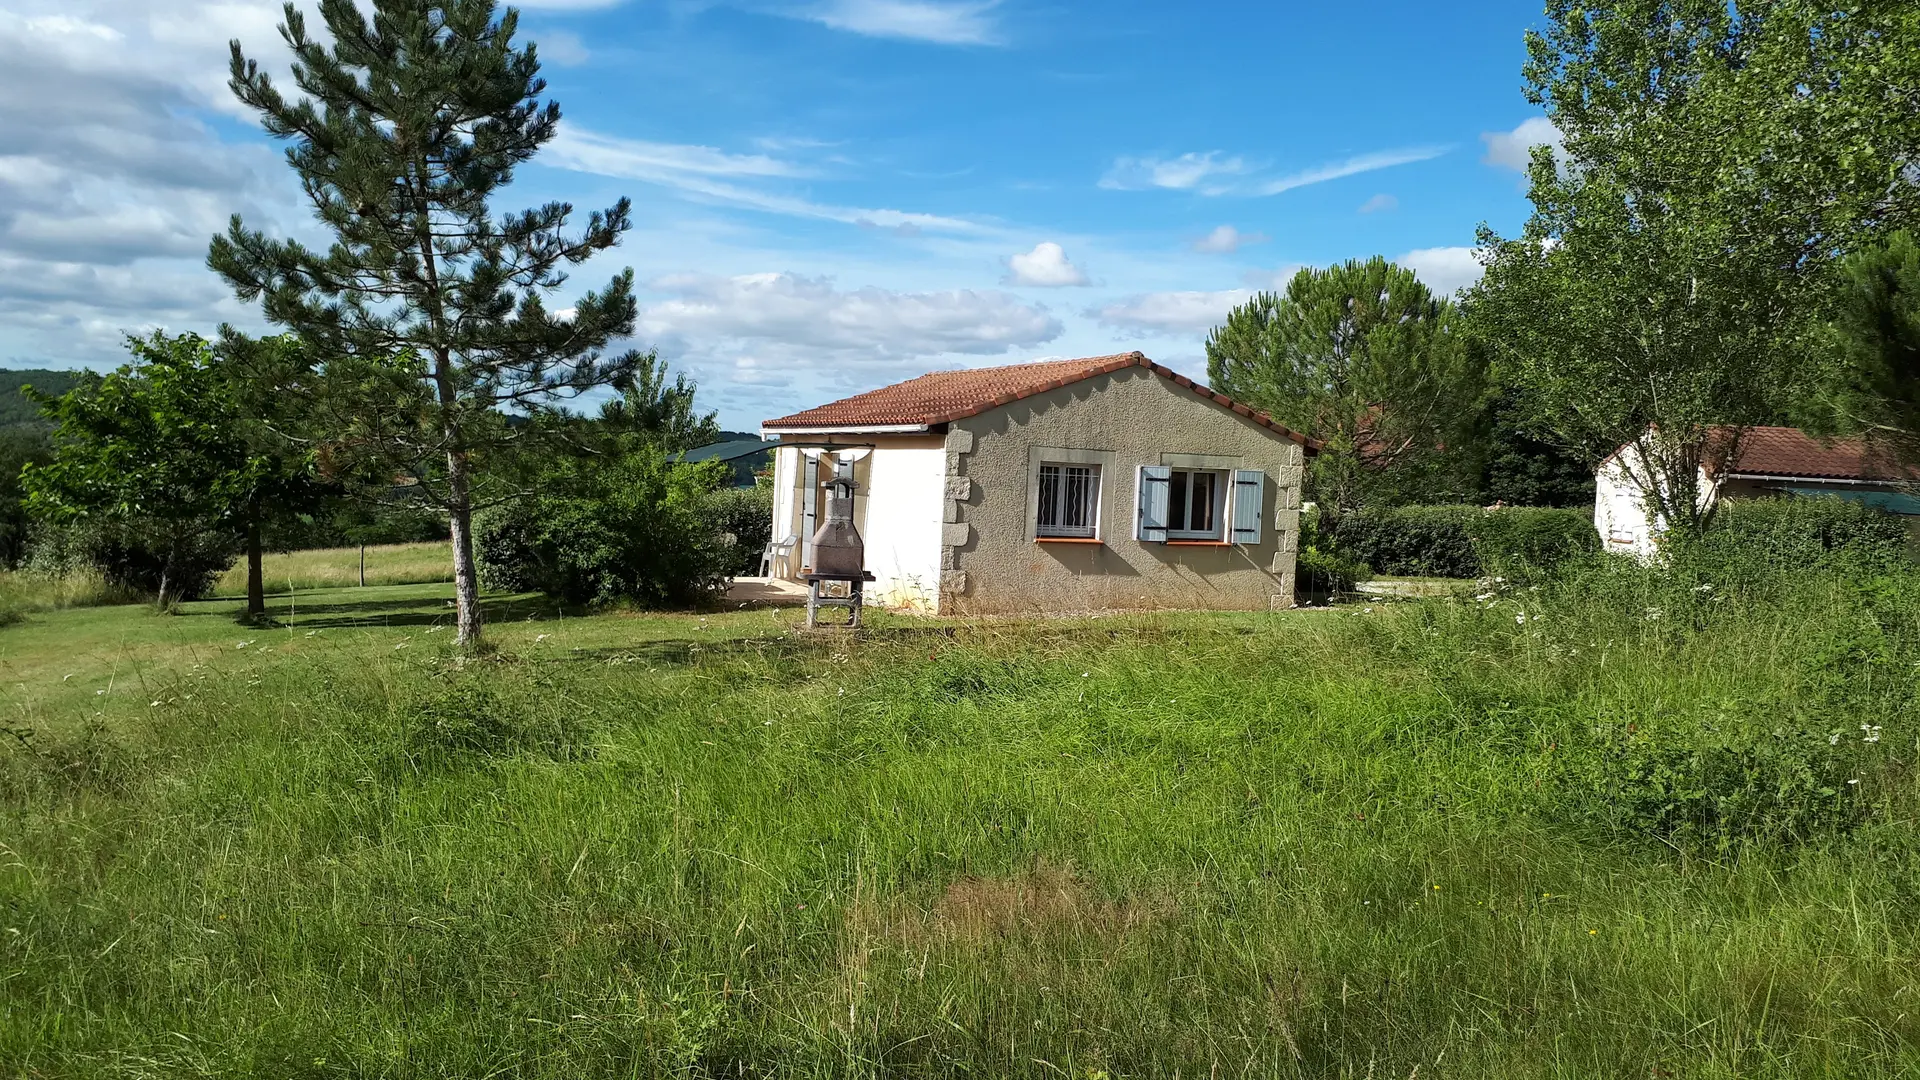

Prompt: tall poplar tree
xmin=210 ymin=0 xmax=646 ymax=646
xmin=1470 ymin=0 xmax=1918 ymax=538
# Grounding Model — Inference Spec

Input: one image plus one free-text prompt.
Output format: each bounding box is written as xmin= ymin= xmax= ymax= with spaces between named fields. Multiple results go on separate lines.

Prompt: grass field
xmin=2 ymin=562 xmax=1918 ymax=1077
xmin=210 ymin=541 xmax=453 ymax=596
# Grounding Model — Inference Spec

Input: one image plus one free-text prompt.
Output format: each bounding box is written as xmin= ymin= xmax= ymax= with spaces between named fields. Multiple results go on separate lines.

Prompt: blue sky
xmin=0 ymin=0 xmax=1557 ymax=429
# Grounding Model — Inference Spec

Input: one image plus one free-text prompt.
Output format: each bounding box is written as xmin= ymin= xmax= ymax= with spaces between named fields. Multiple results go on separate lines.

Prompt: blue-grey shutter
xmin=1136 ymin=465 xmax=1171 ymax=542
xmin=801 ymin=454 xmax=819 ymax=569
xmin=1231 ymin=469 xmax=1265 ymax=544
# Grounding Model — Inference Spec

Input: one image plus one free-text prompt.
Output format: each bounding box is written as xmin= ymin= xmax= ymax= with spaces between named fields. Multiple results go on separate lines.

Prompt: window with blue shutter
xmin=1136 ymin=465 xmax=1171 ymax=542
xmin=1231 ymin=469 xmax=1265 ymax=544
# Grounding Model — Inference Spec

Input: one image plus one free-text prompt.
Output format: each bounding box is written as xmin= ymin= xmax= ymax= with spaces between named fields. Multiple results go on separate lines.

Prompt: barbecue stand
xmin=803 ymin=467 xmax=873 ymax=628
xmin=802 ymin=570 xmax=877 ymax=628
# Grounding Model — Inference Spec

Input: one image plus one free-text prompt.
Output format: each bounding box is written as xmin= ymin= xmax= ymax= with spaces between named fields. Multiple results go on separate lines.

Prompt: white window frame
xmin=1036 ymin=462 xmax=1102 ymax=538
xmin=1164 ymin=467 xmax=1229 ymax=540
xmin=1027 ymin=446 xmax=1113 ymax=542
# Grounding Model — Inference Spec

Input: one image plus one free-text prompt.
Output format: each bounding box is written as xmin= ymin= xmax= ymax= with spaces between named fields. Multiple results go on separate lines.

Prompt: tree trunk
xmin=246 ymin=515 xmax=265 ymax=619
xmin=446 ymin=448 xmax=483 ymax=648
xmin=156 ymin=545 xmax=175 ymax=612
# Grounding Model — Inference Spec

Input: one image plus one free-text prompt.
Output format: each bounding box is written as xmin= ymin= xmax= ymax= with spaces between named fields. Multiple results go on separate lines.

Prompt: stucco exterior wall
xmin=936 ymin=366 xmax=1307 ymax=615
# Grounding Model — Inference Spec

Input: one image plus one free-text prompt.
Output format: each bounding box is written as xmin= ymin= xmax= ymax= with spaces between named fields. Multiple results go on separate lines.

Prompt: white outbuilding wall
xmin=1594 ymin=443 xmax=1715 ymax=561
xmin=764 ymin=437 xmax=949 ymax=612
xmin=860 ymin=442 xmax=947 ymax=611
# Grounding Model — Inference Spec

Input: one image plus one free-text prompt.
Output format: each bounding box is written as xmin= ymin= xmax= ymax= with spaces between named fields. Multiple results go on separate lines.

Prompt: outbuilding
xmin=760 ymin=352 xmax=1320 ymax=615
xmin=1596 ymin=424 xmax=1920 ymax=557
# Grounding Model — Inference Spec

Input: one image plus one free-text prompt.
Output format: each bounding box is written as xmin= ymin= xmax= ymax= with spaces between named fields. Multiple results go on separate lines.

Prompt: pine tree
xmin=1204 ymin=258 xmax=1486 ymax=511
xmin=210 ymin=0 xmax=646 ymax=646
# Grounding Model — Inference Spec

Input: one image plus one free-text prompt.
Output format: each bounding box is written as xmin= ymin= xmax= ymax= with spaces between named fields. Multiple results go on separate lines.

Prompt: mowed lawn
xmin=2 ymin=579 xmax=1918 ymax=1077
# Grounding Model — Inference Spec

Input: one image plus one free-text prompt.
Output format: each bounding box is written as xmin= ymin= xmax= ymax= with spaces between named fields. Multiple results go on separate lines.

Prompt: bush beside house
xmin=477 ymin=452 xmax=736 ymax=607
xmin=1326 ymin=505 xmax=1597 ymax=580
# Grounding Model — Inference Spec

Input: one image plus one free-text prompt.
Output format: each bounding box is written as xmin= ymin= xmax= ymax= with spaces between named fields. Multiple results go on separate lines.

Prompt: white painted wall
xmin=768 ymin=446 xmax=799 ymax=576
xmin=1594 ymin=441 xmax=1714 ymax=561
xmin=860 ymin=445 xmax=948 ymax=611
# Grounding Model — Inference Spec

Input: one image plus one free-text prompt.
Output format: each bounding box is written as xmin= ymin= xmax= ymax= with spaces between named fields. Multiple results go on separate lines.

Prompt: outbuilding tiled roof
xmin=762 ymin=352 xmax=1320 ymax=451
xmin=1728 ymin=425 xmax=1912 ymax=481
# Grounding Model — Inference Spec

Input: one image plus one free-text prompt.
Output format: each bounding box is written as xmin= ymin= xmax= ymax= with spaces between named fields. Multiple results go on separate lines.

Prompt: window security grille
xmin=1037 ymin=463 xmax=1099 ymax=538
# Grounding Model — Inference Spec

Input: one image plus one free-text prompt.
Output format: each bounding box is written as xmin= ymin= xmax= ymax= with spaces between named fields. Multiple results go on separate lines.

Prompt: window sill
xmin=1163 ymin=539 xmax=1231 ymax=546
xmin=1035 ymin=536 xmax=1105 ymax=545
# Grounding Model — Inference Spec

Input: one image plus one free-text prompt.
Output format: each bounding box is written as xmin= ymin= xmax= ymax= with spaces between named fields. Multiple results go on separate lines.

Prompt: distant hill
xmin=0 ymin=369 xmax=85 ymax=430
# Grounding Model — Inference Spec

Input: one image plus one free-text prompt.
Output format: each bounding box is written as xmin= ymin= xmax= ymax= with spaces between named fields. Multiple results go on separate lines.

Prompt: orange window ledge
xmin=1034 ymin=536 xmax=1105 ymax=544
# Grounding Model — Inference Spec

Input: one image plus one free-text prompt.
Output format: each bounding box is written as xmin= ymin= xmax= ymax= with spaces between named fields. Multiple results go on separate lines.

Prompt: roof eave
xmin=762 ymin=423 xmax=935 ymax=437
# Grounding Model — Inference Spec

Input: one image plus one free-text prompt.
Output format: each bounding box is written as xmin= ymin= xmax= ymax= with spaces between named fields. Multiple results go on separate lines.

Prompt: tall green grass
xmin=2 ymin=557 xmax=1917 ymax=1076
xmin=0 ymin=567 xmax=141 ymax=624
xmin=210 ymin=541 xmax=453 ymax=596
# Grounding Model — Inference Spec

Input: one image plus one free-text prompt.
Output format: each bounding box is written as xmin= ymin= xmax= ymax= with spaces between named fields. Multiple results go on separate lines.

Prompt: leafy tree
xmin=0 ymin=428 xmax=51 ymax=568
xmin=23 ymin=333 xmax=319 ymax=612
xmin=1205 ymin=257 xmax=1486 ymax=512
xmin=1470 ymin=0 xmax=1918 ymax=539
xmin=1478 ymin=388 xmax=1596 ymax=508
xmin=1816 ymin=231 xmax=1920 ymax=470
xmin=210 ymin=0 xmax=647 ymax=647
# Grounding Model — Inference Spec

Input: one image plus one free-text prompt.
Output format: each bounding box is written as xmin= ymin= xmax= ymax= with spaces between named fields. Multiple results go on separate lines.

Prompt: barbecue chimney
xmin=809 ymin=464 xmax=865 ymax=577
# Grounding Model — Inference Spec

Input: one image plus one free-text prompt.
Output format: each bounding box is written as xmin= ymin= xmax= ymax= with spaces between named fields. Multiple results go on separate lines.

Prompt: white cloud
xmin=640 ymin=271 xmax=1063 ymax=417
xmin=546 ymin=124 xmax=991 ymax=234
xmin=536 ymin=29 xmax=590 ymax=66
xmin=1191 ymin=225 xmax=1267 ymax=254
xmin=548 ymin=125 xmax=807 ymax=180
xmin=1089 ymin=290 xmax=1249 ymax=337
xmin=643 ymin=272 xmax=1060 ymax=359
xmin=1255 ymin=146 xmax=1448 ymax=196
xmin=1482 ymin=116 xmax=1562 ymax=172
xmin=1358 ymin=193 xmax=1397 ymax=214
xmin=0 ymin=1 xmax=302 ymax=366
xmin=804 ymin=0 xmax=1002 ymax=45
xmin=1003 ymin=242 xmax=1088 ymax=287
xmin=1104 ymin=145 xmax=1447 ymax=198
xmin=1100 ymin=152 xmax=1248 ymax=193
xmin=1399 ymin=246 xmax=1484 ymax=297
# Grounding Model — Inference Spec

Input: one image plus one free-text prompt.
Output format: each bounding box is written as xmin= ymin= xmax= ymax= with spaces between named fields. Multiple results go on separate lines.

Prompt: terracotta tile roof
xmin=762 ymin=352 xmax=1320 ymax=451
xmin=1726 ymin=425 xmax=1913 ymax=482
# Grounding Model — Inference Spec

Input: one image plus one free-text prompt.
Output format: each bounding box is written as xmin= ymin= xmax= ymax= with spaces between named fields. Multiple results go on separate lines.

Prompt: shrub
xmin=1675 ymin=496 xmax=1911 ymax=581
xmin=1327 ymin=505 xmax=1597 ymax=579
xmin=1326 ymin=506 xmax=1480 ymax=577
xmin=1467 ymin=506 xmax=1600 ymax=580
xmin=705 ymin=484 xmax=773 ymax=576
xmin=477 ymin=450 xmax=734 ymax=607
xmin=24 ymin=521 xmax=236 ymax=604
xmin=1294 ymin=546 xmax=1371 ymax=597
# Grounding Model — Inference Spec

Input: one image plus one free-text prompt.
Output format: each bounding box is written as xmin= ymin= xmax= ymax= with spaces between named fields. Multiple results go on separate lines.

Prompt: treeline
xmin=1205 ymin=1 xmax=1920 ymax=535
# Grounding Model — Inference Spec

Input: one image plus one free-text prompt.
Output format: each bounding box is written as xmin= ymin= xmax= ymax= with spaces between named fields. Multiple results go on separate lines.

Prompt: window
xmin=1036 ymin=462 xmax=1100 ymax=538
xmin=1166 ymin=468 xmax=1226 ymax=539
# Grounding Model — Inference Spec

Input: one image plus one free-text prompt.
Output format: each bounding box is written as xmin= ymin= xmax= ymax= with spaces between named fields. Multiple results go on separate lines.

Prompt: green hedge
xmin=1677 ymin=496 xmax=1912 ymax=579
xmin=1327 ymin=505 xmax=1598 ymax=579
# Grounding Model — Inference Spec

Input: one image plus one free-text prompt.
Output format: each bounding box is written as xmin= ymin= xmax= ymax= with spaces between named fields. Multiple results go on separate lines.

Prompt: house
xmin=759 ymin=352 xmax=1320 ymax=615
xmin=1596 ymin=425 xmax=1920 ymax=557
